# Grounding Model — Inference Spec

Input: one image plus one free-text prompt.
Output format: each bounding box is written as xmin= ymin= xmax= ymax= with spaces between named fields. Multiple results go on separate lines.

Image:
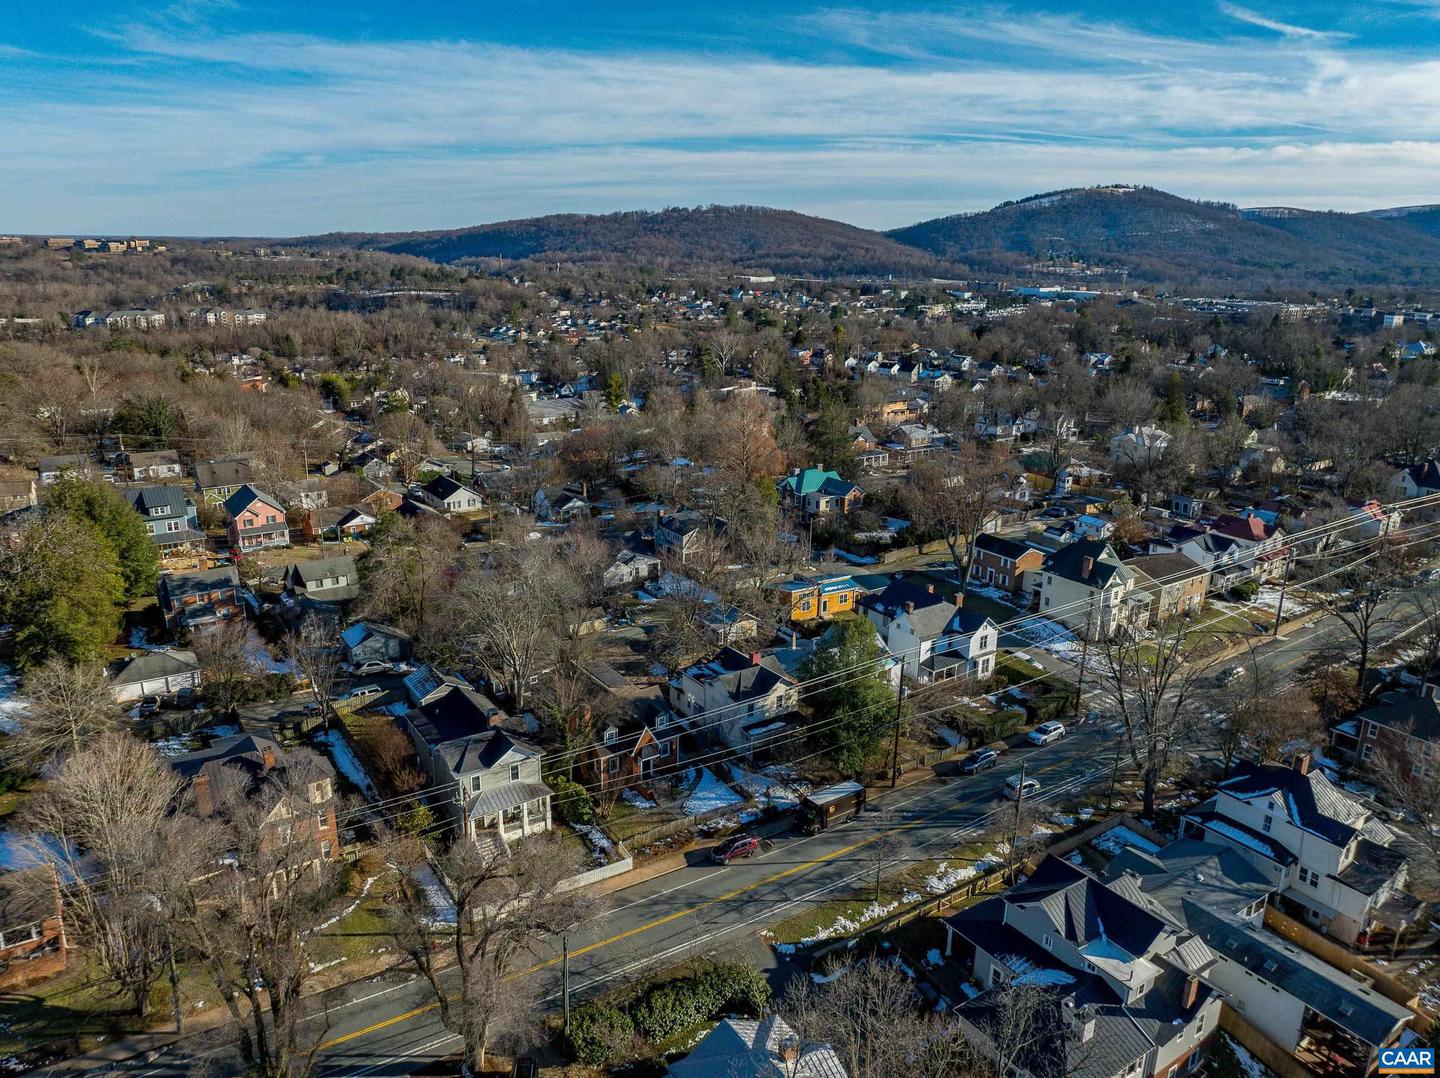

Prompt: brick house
xmin=1123 ymin=552 xmax=1208 ymax=622
xmin=1332 ymin=695 xmax=1440 ymax=789
xmin=967 ymin=532 xmax=1044 ymax=596
xmin=157 ymin=565 xmax=245 ymax=633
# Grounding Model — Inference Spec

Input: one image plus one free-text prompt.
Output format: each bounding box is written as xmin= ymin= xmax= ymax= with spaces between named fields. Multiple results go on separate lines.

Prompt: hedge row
xmin=567 ymin=961 xmax=772 ymax=1066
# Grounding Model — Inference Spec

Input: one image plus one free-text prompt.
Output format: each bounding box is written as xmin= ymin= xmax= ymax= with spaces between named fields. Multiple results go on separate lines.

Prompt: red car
xmin=711 ymin=833 xmax=762 ymax=864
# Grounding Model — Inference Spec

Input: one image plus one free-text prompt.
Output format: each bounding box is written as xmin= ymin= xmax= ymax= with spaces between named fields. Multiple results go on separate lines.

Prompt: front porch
xmin=466 ymin=781 xmax=552 ymax=845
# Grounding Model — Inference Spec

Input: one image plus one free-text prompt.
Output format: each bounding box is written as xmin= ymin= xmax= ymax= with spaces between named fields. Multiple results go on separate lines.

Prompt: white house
xmin=858 ymin=578 xmax=997 ymax=681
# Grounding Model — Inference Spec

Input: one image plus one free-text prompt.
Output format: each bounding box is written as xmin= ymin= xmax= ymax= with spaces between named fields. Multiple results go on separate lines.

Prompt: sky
xmin=3 ymin=0 xmax=1440 ymax=235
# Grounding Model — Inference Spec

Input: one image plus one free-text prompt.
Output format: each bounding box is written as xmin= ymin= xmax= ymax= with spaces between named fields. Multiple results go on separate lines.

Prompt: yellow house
xmin=772 ymin=574 xmax=859 ymax=621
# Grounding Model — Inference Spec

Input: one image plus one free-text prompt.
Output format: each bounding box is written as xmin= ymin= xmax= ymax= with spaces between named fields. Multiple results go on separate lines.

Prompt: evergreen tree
xmin=44 ymin=477 xmax=158 ymax=601
xmin=802 ymin=619 xmax=897 ymax=775
xmin=2 ymin=515 xmax=125 ymax=669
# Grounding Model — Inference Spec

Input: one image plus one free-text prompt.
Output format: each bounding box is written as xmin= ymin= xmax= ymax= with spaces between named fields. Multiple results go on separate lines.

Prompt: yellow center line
xmin=318 ymin=750 xmax=1082 ymax=1051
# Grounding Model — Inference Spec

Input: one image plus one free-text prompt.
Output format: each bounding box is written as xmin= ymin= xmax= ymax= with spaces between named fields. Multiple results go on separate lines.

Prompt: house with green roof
xmin=777 ymin=468 xmax=862 ymax=518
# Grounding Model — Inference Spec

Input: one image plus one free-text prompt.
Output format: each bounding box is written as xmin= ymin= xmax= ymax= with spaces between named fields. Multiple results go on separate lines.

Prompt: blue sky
xmin=3 ymin=1 xmax=1440 ymax=234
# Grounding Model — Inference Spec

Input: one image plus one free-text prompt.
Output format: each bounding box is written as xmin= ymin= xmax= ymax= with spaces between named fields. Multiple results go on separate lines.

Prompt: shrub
xmin=632 ymin=961 xmax=772 ymax=1042
xmin=568 ymin=1004 xmax=634 ymax=1066
xmin=548 ymin=774 xmax=597 ymax=826
xmin=987 ymin=709 xmax=1026 ymax=740
xmin=1229 ymin=579 xmax=1260 ymax=601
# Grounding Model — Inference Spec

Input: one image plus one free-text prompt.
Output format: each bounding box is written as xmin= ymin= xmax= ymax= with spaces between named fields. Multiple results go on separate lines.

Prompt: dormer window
xmin=509 ymin=763 xmax=521 ymax=782
xmin=603 ymin=728 xmax=618 ymax=745
xmin=1042 ymin=933 xmax=1054 ymax=951
xmin=655 ymin=712 xmax=670 ymax=729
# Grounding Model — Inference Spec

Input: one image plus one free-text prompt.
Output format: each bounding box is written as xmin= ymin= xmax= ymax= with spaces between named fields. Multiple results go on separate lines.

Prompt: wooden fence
xmin=1219 ymin=1007 xmax=1315 ymax=1078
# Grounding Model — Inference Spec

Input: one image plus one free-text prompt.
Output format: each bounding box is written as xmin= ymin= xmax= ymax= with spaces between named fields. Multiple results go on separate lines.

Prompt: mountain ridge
xmin=303 ymin=187 xmax=1440 ymax=290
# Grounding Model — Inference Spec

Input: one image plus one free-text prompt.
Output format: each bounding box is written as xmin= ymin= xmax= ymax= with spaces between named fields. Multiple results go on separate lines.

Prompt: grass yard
xmin=601 ymin=797 xmax=685 ymax=845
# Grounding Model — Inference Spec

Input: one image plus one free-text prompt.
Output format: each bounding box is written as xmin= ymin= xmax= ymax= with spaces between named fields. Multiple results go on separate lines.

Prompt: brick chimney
xmin=1081 ymin=555 xmax=1095 ymax=579
xmin=750 ymin=651 xmax=763 ymax=666
xmin=260 ymin=744 xmax=277 ymax=770
xmin=926 ymin=583 xmax=935 ymax=594
xmin=193 ymin=772 xmax=214 ymax=817
xmin=1291 ymin=751 xmax=1311 ymax=776
xmin=955 ymin=592 xmax=964 ymax=609
xmin=904 ymin=601 xmax=915 ymax=614
xmin=1181 ymin=976 xmax=1201 ymax=1010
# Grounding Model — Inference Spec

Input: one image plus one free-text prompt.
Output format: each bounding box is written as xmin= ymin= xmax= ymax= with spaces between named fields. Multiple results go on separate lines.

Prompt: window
xmin=165 ymin=520 xmax=183 ymax=533
xmin=149 ymin=506 xmax=167 ymax=517
xmin=1361 ymin=744 xmax=1374 ymax=762
xmin=1168 ymin=1066 xmax=1179 ymax=1078
xmin=1042 ymin=933 xmax=1054 ymax=951
xmin=655 ymin=712 xmax=670 ymax=729
xmin=1363 ymin=720 xmax=1378 ymax=740
xmin=1262 ymin=814 xmax=1273 ymax=834
xmin=320 ymin=840 xmax=333 ymax=859
xmin=316 ymin=811 xmax=328 ymax=828
xmin=509 ymin=763 xmax=521 ymax=782
xmin=602 ymin=728 xmax=618 ymax=745
xmin=989 ymin=966 xmax=1004 ymax=986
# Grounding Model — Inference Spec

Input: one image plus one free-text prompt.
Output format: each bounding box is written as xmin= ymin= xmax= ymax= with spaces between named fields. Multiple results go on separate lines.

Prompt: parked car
xmin=1218 ymin=665 xmax=1247 ymax=685
xmin=959 ymin=748 xmax=1000 ymax=774
xmin=136 ymin=695 xmax=162 ymax=717
xmin=1003 ymin=774 xmax=1041 ymax=801
xmin=1027 ymin=721 xmax=1066 ymax=746
xmin=345 ymin=684 xmax=384 ymax=702
xmin=352 ymin=659 xmax=393 ymax=675
xmin=711 ymin=833 xmax=762 ymax=864
xmin=1421 ymin=568 xmax=1440 ymax=584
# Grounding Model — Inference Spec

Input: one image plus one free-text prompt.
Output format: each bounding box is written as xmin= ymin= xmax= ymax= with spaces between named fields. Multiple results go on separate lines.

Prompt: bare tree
xmin=167 ymin=748 xmax=349 ymax=1078
xmin=903 ymin=442 xmax=1016 ymax=582
xmin=1305 ymin=543 xmax=1411 ymax=689
xmin=385 ymin=833 xmax=599 ymax=1074
xmin=288 ymin=616 xmax=342 ymax=730
xmin=983 ymin=794 xmax=1051 ymax=886
xmin=357 ymin=515 xmax=459 ymax=646
xmin=20 ymin=732 xmax=181 ymax=1016
xmin=1370 ymin=746 xmax=1440 ymax=892
xmin=959 ymin=978 xmax=1079 ymax=1078
xmin=1097 ymin=619 xmax=1226 ymax=817
xmin=193 ymin=621 xmax=268 ymax=712
xmin=4 ymin=657 xmax=120 ymax=769
xmin=785 ymin=957 xmax=978 ymax=1078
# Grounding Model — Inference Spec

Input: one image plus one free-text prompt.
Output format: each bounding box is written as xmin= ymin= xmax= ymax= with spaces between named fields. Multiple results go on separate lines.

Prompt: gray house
xmin=418 ymin=473 xmax=483 ymax=516
xmin=125 ymin=485 xmax=205 ymax=552
xmin=401 ymin=674 xmax=551 ymax=847
xmin=282 ymin=555 xmax=359 ymax=605
xmin=193 ymin=459 xmax=254 ymax=505
xmin=339 ymin=622 xmax=412 ymax=669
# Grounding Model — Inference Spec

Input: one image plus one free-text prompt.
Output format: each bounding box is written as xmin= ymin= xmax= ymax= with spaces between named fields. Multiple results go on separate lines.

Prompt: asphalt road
xmin=106 ymin=595 xmax=1430 ymax=1076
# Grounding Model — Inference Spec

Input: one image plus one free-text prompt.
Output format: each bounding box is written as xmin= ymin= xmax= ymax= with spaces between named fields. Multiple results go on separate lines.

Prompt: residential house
xmin=770 ymin=574 xmax=860 ymax=622
xmin=1109 ymin=425 xmax=1172 ymax=468
xmin=968 ymin=532 xmax=1045 ymax=597
xmin=401 ymin=677 xmax=551 ymax=846
xmin=1123 ymin=553 xmax=1207 ymax=622
xmin=1146 ymin=526 xmax=1249 ymax=592
xmin=1333 ymin=695 xmax=1440 ymax=789
xmin=670 ymin=647 xmax=800 ymax=756
xmin=1181 ymin=756 xmax=1422 ymax=948
xmin=944 ymin=855 xmax=1223 ymax=1078
xmin=301 ymin=504 xmax=378 ymax=543
xmin=581 ymin=661 xmax=683 ymax=799
xmin=1036 ymin=540 xmax=1146 ymax=638
xmin=1072 ymin=513 xmax=1114 ymax=541
xmin=169 ymin=733 xmax=339 ymax=871
xmin=654 ymin=510 xmax=710 ymax=562
xmin=1346 ymin=499 xmax=1402 ymax=540
xmin=38 ymin=454 xmax=108 ymax=484
xmin=193 ymin=459 xmax=254 ymax=505
xmin=859 ymin=577 xmax=998 ymax=681
xmin=273 ymin=478 xmax=330 ymax=512
xmin=282 ymin=554 xmax=359 ymax=606
xmin=1391 ymin=459 xmax=1440 ymax=501
xmin=223 ymin=484 xmax=289 ymax=552
xmin=158 ymin=566 xmax=244 ymax=633
xmin=1106 ymin=840 xmax=1413 ymax=1073
xmin=0 ymin=866 xmax=67 ymax=989
xmin=532 ymin=484 xmax=591 ymax=521
xmin=109 ymin=649 xmax=201 ymax=703
xmin=666 ymin=1016 xmax=847 ymax=1078
xmin=125 ymin=485 xmax=205 ymax=553
xmin=884 ymin=424 xmax=943 ymax=462
xmin=418 ymin=473 xmax=483 ymax=516
xmin=1209 ymin=514 xmax=1287 ymax=582
xmin=339 ymin=621 xmax=412 ymax=669
xmin=1168 ymin=491 xmax=1214 ymax=520
xmin=0 ymin=479 xmax=37 ymax=514
xmin=117 ymin=449 xmax=183 ymax=482
xmin=101 ymin=308 xmax=165 ymax=330
xmin=1105 ymin=840 xmax=1411 ymax=1076
xmin=602 ymin=549 xmax=661 ymax=589
xmin=777 ymin=468 xmax=863 ymax=518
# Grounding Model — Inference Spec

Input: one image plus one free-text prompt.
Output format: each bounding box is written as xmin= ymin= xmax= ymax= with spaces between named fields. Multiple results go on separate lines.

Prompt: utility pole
xmin=1008 ymin=760 xmax=1027 ymax=883
xmin=1073 ymin=597 xmax=1095 ymax=719
xmin=167 ymin=926 xmax=182 ymax=1033
xmin=1105 ymin=734 xmax=1124 ymax=813
xmin=562 ymin=934 xmax=571 ymax=1036
xmin=890 ymin=678 xmax=907 ymax=788
xmin=1272 ymin=544 xmax=1297 ymax=636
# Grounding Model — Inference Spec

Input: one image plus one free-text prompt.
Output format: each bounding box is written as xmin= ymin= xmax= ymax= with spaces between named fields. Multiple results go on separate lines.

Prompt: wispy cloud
xmin=3 ymin=6 xmax=1438 ymax=232
xmin=1218 ymin=2 xmax=1347 ymax=40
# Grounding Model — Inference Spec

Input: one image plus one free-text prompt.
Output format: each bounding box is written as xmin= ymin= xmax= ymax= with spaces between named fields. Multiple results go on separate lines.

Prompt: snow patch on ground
xmin=1090 ymin=825 xmax=1161 ymax=857
xmin=572 ymin=824 xmax=616 ymax=864
xmin=1010 ymin=617 xmax=1083 ymax=663
xmin=0 ymin=664 xmax=28 ymax=734
xmin=790 ymin=893 xmax=922 ymax=947
xmin=683 ymin=768 xmax=745 ymax=816
xmin=730 ymin=766 xmax=809 ymax=810
xmin=411 ymin=863 xmax=457 ymax=928
xmin=621 ymin=788 xmax=657 ymax=810
xmin=151 ymin=735 xmax=200 ymax=758
xmin=1223 ymin=1033 xmax=1276 ymax=1078
xmin=310 ymin=875 xmax=379 ymax=934
xmin=127 ymin=627 xmax=171 ymax=652
xmin=317 ymin=729 xmax=379 ymax=802
xmin=924 ymin=858 xmax=996 ymax=894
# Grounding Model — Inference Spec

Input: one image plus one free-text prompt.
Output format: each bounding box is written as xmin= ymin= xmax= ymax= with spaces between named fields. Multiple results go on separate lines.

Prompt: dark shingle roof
xmin=973 ymin=531 xmax=1039 ymax=562
xmin=1217 ymin=760 xmax=1359 ymax=846
xmin=1355 ymin=696 xmax=1440 ymax=741
xmin=111 ymin=649 xmax=199 ymax=686
xmin=125 ymin=484 xmax=190 ymax=516
xmin=1043 ymin=539 xmax=1127 ymax=588
xmin=194 ymin=459 xmax=252 ymax=489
